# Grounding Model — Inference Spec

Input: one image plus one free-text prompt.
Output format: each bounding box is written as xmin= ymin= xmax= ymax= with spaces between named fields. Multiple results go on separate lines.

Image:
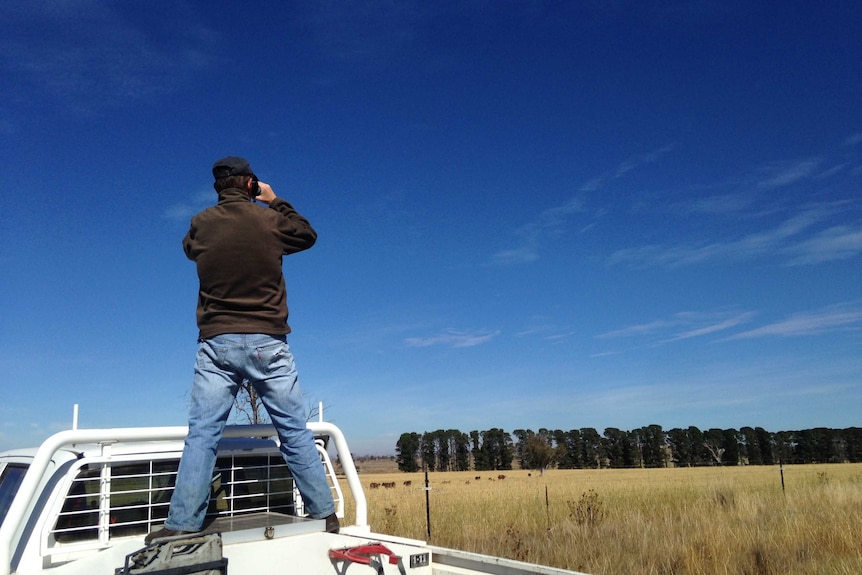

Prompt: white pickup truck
xmin=0 ymin=422 xmax=585 ymax=575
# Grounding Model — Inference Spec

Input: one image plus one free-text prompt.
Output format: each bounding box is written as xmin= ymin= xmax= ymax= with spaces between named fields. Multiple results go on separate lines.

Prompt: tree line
xmin=395 ymin=425 xmax=862 ymax=472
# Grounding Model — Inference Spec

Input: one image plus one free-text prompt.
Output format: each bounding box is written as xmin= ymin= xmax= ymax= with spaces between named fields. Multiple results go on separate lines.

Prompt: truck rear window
xmin=0 ymin=464 xmax=29 ymax=526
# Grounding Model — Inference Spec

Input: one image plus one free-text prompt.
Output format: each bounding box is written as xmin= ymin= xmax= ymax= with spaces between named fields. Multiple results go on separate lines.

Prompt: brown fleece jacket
xmin=182 ymin=188 xmax=317 ymax=340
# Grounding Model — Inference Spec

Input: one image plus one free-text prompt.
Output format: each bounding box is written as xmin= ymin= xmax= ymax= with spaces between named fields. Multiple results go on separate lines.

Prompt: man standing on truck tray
xmin=146 ymin=156 xmax=338 ymax=543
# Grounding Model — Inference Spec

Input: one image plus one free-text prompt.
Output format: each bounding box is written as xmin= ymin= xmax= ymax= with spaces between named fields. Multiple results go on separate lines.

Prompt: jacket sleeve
xmin=269 ymin=197 xmax=318 ymax=254
xmin=182 ymin=220 xmax=197 ymax=261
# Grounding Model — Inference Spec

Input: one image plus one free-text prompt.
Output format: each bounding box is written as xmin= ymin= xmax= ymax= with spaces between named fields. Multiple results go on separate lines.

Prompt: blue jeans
xmin=165 ymin=334 xmax=335 ymax=531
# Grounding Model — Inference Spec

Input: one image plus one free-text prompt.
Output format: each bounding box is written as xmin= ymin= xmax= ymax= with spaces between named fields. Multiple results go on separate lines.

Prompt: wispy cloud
xmin=725 ymin=303 xmax=862 ymax=340
xmin=604 ymin=137 xmax=862 ymax=270
xmin=597 ymin=310 xmax=755 ymax=344
xmin=1 ymin=2 xmax=217 ymax=113
xmin=663 ymin=312 xmax=756 ymax=342
xmin=163 ymin=190 xmax=216 ymax=221
xmin=492 ymin=145 xmax=674 ymax=266
xmin=596 ymin=303 xmax=862 ymax=352
xmin=613 ymin=145 xmax=676 ymax=179
xmin=580 ymin=144 xmax=675 ymax=193
xmin=682 ymin=193 xmax=757 ymax=216
xmin=597 ymin=319 xmax=677 ymax=339
xmin=404 ymin=329 xmax=500 ymax=348
xmin=784 ymin=225 xmax=862 ymax=265
xmin=606 ymin=242 xmax=717 ymax=268
xmin=607 ymin=205 xmax=860 ymax=268
xmin=491 ymin=197 xmax=587 ymax=265
xmin=756 ymin=158 xmax=821 ymax=189
xmin=491 ymin=246 xmax=540 ymax=266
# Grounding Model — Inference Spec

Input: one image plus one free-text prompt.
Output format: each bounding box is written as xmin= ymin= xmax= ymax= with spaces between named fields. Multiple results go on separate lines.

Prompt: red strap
xmin=329 ymin=543 xmax=400 ymax=565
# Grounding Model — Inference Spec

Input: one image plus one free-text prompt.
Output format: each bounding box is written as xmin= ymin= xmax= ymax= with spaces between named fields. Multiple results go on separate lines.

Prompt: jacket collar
xmin=216 ymin=187 xmax=251 ymax=204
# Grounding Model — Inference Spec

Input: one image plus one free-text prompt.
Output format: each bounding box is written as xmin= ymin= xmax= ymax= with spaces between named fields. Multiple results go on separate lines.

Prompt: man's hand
xmin=255 ymin=181 xmax=277 ymax=204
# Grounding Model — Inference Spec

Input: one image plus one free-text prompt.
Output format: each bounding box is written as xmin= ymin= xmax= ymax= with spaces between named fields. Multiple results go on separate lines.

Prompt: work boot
xmin=145 ymin=527 xmax=197 ymax=544
xmin=324 ymin=513 xmax=340 ymax=534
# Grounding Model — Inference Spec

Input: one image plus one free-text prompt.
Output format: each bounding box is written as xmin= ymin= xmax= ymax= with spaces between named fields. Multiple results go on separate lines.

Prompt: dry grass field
xmin=340 ymin=463 xmax=862 ymax=575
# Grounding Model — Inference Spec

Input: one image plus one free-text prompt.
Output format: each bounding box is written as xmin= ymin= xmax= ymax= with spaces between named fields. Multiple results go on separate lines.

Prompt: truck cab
xmin=0 ymin=424 xmax=354 ymax=575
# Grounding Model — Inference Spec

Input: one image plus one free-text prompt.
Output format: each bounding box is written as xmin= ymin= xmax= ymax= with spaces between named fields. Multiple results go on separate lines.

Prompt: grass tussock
xmin=341 ymin=464 xmax=862 ymax=575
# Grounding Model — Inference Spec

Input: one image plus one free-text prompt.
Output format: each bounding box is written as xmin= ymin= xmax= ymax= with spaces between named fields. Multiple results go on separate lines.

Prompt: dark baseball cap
xmin=212 ymin=156 xmax=256 ymax=179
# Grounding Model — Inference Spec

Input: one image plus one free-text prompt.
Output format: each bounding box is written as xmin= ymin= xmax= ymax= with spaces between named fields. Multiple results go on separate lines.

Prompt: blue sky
xmin=1 ymin=1 xmax=860 ymax=455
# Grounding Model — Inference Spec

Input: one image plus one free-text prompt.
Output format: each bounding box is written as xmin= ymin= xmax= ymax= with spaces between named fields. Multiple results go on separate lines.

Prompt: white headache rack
xmin=0 ymin=422 xmax=366 ymax=575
